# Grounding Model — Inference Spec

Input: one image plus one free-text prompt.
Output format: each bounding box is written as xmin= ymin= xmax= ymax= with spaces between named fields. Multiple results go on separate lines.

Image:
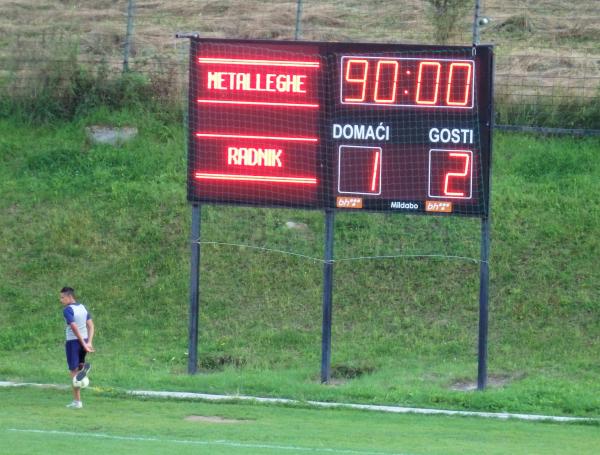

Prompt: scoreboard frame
xmin=183 ymin=35 xmax=495 ymax=387
xmin=187 ymin=37 xmax=493 ymax=218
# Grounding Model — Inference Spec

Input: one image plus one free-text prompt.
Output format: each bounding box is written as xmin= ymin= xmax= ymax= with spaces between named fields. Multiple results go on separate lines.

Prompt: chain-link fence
xmin=0 ymin=0 xmax=598 ymax=131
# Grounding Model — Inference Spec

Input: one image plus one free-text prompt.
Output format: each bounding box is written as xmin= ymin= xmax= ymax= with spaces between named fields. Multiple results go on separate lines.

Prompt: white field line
xmin=0 ymin=380 xmax=596 ymax=423
xmin=128 ymin=390 xmax=596 ymax=423
xmin=6 ymin=428 xmax=414 ymax=455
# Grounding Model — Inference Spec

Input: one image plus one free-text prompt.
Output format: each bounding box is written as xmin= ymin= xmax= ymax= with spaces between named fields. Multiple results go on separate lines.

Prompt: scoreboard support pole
xmin=188 ymin=203 xmax=201 ymax=374
xmin=477 ymin=216 xmax=490 ymax=390
xmin=477 ymin=44 xmax=494 ymax=390
xmin=320 ymin=209 xmax=335 ymax=383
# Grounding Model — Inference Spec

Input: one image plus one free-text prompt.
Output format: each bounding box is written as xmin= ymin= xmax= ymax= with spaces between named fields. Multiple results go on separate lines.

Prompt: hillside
xmin=0 ymin=109 xmax=598 ymax=416
xmin=0 ymin=0 xmax=599 ymax=127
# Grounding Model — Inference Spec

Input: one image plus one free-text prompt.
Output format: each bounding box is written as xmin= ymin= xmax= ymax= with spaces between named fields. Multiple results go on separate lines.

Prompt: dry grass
xmin=0 ymin=0 xmax=598 ymax=100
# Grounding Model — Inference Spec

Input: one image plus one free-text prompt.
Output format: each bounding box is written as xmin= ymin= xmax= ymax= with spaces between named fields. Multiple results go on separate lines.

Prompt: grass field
xmin=1 ymin=386 xmax=599 ymax=455
xmin=0 ymin=108 xmax=598 ymax=422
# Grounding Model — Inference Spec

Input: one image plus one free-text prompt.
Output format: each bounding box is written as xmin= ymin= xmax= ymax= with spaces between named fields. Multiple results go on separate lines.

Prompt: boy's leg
xmin=75 ymin=340 xmax=91 ymax=381
xmin=75 ymin=364 xmax=91 ymax=381
xmin=65 ymin=340 xmax=83 ymax=408
xmin=70 ymin=369 xmax=81 ymax=402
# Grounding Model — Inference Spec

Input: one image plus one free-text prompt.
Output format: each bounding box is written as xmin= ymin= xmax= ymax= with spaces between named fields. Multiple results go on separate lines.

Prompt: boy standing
xmin=60 ymin=286 xmax=95 ymax=409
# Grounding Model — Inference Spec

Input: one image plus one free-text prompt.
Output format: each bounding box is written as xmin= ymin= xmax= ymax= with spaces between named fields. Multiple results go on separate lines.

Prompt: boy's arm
xmin=70 ymin=322 xmax=95 ymax=352
xmin=86 ymin=319 xmax=95 ymax=349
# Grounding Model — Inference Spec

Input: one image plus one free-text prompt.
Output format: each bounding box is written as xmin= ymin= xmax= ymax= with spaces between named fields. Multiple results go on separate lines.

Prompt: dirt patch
xmin=449 ymin=373 xmax=525 ymax=391
xmin=323 ymin=377 xmax=348 ymax=386
xmin=331 ymin=364 xmax=376 ymax=380
xmin=184 ymin=415 xmax=247 ymax=424
xmin=199 ymin=354 xmax=246 ymax=371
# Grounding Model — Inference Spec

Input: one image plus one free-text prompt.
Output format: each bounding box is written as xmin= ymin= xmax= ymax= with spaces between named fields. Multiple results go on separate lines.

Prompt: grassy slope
xmin=0 ymin=109 xmax=598 ymax=416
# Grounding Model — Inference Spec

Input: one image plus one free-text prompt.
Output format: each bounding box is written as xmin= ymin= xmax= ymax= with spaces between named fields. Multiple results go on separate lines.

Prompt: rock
xmin=285 ymin=221 xmax=309 ymax=231
xmin=86 ymin=126 xmax=138 ymax=146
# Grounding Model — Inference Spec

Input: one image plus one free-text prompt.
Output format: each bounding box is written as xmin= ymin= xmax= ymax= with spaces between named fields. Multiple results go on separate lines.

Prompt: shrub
xmin=425 ymin=0 xmax=473 ymax=44
xmin=0 ymin=37 xmax=154 ymax=122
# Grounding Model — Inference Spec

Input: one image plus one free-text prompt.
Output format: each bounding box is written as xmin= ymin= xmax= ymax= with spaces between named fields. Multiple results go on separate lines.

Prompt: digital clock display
xmin=187 ymin=38 xmax=493 ymax=217
xmin=341 ymin=56 xmax=474 ymax=108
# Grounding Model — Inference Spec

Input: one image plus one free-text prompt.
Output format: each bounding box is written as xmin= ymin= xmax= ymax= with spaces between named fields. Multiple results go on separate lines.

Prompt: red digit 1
xmin=373 ymin=60 xmax=399 ymax=103
xmin=344 ymin=59 xmax=369 ymax=102
xmin=370 ymin=150 xmax=380 ymax=192
xmin=415 ymin=61 xmax=441 ymax=105
xmin=444 ymin=152 xmax=470 ymax=197
xmin=446 ymin=62 xmax=472 ymax=106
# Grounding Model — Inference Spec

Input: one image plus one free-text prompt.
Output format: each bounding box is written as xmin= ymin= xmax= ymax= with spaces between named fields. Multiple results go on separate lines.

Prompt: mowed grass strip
xmin=1 ymin=387 xmax=599 ymax=455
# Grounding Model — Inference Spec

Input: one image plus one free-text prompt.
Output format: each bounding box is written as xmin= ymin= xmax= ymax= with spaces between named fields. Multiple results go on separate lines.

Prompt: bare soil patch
xmin=450 ymin=373 xmax=525 ymax=391
xmin=184 ymin=415 xmax=248 ymax=424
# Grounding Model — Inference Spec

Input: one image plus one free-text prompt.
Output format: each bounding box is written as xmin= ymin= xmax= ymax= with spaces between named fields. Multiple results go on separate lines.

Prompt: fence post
xmin=295 ymin=0 xmax=304 ymax=40
xmin=123 ymin=0 xmax=135 ymax=72
xmin=472 ymin=0 xmax=481 ymax=45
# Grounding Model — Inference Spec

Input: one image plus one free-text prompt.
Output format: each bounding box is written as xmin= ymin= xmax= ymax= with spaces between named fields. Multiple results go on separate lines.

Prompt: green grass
xmin=494 ymin=90 xmax=600 ymax=130
xmin=1 ymin=386 xmax=599 ymax=455
xmin=0 ymin=108 xmax=599 ymax=418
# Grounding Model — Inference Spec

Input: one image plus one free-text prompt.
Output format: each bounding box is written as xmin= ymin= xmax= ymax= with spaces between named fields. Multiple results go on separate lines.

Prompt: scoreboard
xmin=187 ymin=38 xmax=493 ymax=217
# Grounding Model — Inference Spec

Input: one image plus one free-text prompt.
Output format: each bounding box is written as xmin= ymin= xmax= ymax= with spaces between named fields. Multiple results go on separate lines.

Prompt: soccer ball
xmin=72 ymin=376 xmax=90 ymax=389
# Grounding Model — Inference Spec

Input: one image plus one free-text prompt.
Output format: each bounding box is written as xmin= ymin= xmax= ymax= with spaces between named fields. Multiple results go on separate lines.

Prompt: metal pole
xmin=123 ymin=0 xmax=135 ymax=72
xmin=477 ymin=42 xmax=495 ymax=391
xmin=320 ymin=209 xmax=335 ymax=383
xmin=294 ymin=0 xmax=304 ymax=40
xmin=477 ymin=215 xmax=490 ymax=390
xmin=472 ymin=0 xmax=482 ymax=45
xmin=188 ymin=204 xmax=201 ymax=374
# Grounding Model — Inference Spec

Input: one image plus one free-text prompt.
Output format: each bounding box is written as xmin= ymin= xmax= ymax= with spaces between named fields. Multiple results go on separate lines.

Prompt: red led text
xmin=341 ymin=57 xmax=474 ymax=108
xmin=337 ymin=145 xmax=382 ymax=195
xmin=428 ymin=149 xmax=473 ymax=200
xmin=207 ymin=72 xmax=307 ymax=93
xmin=227 ymin=146 xmax=283 ymax=167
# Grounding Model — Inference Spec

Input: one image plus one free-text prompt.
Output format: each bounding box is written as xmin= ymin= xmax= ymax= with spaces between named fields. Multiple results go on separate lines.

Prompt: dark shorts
xmin=65 ymin=339 xmax=87 ymax=371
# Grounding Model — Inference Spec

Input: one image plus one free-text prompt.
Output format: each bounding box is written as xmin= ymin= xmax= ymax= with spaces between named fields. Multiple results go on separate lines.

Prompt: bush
xmin=425 ymin=0 xmax=473 ymax=44
xmin=0 ymin=38 xmax=155 ymax=122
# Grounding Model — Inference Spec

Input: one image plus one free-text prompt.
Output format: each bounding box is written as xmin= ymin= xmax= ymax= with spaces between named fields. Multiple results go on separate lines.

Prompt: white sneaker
xmin=66 ymin=400 xmax=83 ymax=409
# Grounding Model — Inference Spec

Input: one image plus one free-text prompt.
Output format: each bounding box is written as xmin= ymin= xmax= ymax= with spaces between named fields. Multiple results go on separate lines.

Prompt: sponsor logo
xmin=425 ymin=201 xmax=453 ymax=213
xmin=390 ymin=201 xmax=419 ymax=210
xmin=337 ymin=197 xmax=363 ymax=209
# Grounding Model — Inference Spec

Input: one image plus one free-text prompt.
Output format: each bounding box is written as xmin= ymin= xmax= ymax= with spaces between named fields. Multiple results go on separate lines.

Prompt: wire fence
xmin=0 ymin=0 xmax=598 ymax=131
